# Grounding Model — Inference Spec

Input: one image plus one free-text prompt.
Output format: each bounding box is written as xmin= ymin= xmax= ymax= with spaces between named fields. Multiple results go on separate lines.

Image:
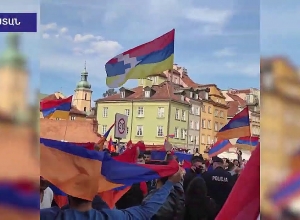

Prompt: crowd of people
xmin=40 ymin=149 xmax=245 ymax=220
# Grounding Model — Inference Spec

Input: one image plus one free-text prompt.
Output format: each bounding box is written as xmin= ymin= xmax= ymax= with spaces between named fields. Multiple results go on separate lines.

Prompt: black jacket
xmin=116 ymin=183 xmax=144 ymax=209
xmin=202 ymin=167 xmax=233 ymax=212
xmin=61 ymin=195 xmax=109 ymax=211
xmin=143 ymin=181 xmax=185 ymax=220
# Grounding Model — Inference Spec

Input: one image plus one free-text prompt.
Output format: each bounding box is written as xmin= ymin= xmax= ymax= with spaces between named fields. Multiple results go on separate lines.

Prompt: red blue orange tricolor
xmin=217 ymin=107 xmax=251 ymax=140
xmin=236 ymin=136 xmax=259 ymax=147
xmin=40 ymin=96 xmax=72 ymax=119
xmin=271 ymin=172 xmax=300 ymax=207
xmin=40 ymin=138 xmax=178 ymax=201
xmin=98 ymin=123 xmax=115 ymax=150
xmin=208 ymin=140 xmax=233 ymax=157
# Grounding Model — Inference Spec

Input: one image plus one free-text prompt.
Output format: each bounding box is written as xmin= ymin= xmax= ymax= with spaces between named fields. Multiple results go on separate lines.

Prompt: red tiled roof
xmin=96 ymin=81 xmax=189 ymax=105
xmin=181 ymin=74 xmax=200 ymax=87
xmin=41 ymin=94 xmax=59 ymax=101
xmin=226 ymin=93 xmax=247 ymax=117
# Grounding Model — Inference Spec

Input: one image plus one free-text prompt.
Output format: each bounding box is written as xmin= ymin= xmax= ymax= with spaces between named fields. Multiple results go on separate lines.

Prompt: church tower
xmin=73 ymin=62 xmax=92 ymax=113
xmin=0 ymin=33 xmax=28 ymax=118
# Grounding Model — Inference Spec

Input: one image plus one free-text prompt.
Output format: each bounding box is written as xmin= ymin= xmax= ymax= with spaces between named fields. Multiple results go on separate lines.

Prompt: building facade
xmin=260 ymin=57 xmax=300 ymax=215
xmin=95 ymin=82 xmax=190 ymax=148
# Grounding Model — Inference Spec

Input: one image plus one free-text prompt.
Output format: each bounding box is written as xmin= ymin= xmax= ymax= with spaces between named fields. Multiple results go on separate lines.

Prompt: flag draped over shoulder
xmin=40 ymin=96 xmax=72 ymax=119
xmin=217 ymin=107 xmax=251 ymax=140
xmin=40 ymin=138 xmax=178 ymax=201
xmin=105 ymin=29 xmax=175 ymax=88
xmin=216 ymin=143 xmax=260 ymax=220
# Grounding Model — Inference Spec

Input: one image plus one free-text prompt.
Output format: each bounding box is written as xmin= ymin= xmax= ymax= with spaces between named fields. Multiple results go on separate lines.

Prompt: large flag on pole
xmin=40 ymin=96 xmax=72 ymax=120
xmin=217 ymin=106 xmax=251 ymax=140
xmin=105 ymin=29 xmax=175 ymax=88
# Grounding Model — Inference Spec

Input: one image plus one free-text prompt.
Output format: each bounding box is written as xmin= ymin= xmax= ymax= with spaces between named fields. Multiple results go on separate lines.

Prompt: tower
xmin=0 ymin=33 xmax=28 ymax=117
xmin=73 ymin=62 xmax=92 ymax=112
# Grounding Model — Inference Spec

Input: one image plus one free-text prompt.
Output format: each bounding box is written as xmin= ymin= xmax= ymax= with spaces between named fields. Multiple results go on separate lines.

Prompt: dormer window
xmin=195 ymin=94 xmax=199 ymax=99
xmin=121 ymin=91 xmax=125 ymax=98
xmin=145 ymin=90 xmax=150 ymax=97
xmin=190 ymin=92 xmax=193 ymax=98
xmin=181 ymin=95 xmax=185 ymax=101
xmin=205 ymin=92 xmax=209 ymax=100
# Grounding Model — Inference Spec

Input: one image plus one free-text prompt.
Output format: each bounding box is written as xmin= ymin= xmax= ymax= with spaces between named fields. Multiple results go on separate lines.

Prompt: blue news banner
xmin=0 ymin=13 xmax=37 ymax=32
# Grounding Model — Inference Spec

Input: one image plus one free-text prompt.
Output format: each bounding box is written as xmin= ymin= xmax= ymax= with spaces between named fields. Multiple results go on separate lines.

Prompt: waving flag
xmin=217 ymin=107 xmax=251 ymax=140
xmin=105 ymin=29 xmax=175 ymax=88
xmin=40 ymin=96 xmax=72 ymax=119
xmin=107 ymin=137 xmax=115 ymax=152
xmin=40 ymin=138 xmax=178 ymax=201
xmin=98 ymin=123 xmax=115 ymax=151
xmin=271 ymin=172 xmax=300 ymax=208
xmin=236 ymin=136 xmax=259 ymax=147
xmin=0 ymin=181 xmax=39 ymax=219
xmin=216 ymin=144 xmax=260 ymax=220
xmin=208 ymin=140 xmax=233 ymax=157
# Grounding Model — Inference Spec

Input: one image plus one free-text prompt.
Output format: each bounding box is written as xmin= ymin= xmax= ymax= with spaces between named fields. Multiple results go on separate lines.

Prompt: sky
xmin=39 ymin=0 xmax=260 ymax=101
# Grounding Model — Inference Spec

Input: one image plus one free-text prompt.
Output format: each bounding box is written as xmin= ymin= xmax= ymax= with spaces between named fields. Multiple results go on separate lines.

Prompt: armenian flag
xmin=271 ymin=172 xmax=300 ymax=207
xmin=40 ymin=96 xmax=72 ymax=119
xmin=236 ymin=136 xmax=259 ymax=147
xmin=98 ymin=123 xmax=115 ymax=151
xmin=107 ymin=137 xmax=115 ymax=152
xmin=208 ymin=140 xmax=233 ymax=157
xmin=217 ymin=107 xmax=251 ymax=140
xmin=105 ymin=29 xmax=175 ymax=88
xmin=40 ymin=138 xmax=178 ymax=201
xmin=216 ymin=144 xmax=260 ymax=220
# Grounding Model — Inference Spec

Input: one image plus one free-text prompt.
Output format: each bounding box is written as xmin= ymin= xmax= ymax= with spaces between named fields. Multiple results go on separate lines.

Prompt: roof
xmin=225 ymin=93 xmax=247 ymax=117
xmin=95 ymin=81 xmax=190 ymax=105
xmin=40 ymin=119 xmax=100 ymax=142
xmin=40 ymin=93 xmax=86 ymax=116
xmin=39 ymin=93 xmax=50 ymax=101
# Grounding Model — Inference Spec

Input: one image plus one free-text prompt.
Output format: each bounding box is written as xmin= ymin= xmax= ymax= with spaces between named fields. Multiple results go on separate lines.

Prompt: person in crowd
xmin=40 ymin=177 xmax=54 ymax=209
xmin=183 ymin=153 xmax=204 ymax=191
xmin=61 ymin=195 xmax=109 ymax=210
xmin=233 ymin=159 xmax=239 ymax=167
xmin=202 ymin=156 xmax=233 ymax=214
xmin=184 ymin=177 xmax=217 ymax=220
xmin=40 ymin=168 xmax=184 ymax=220
xmin=137 ymin=153 xmax=145 ymax=164
xmin=144 ymin=150 xmax=152 ymax=163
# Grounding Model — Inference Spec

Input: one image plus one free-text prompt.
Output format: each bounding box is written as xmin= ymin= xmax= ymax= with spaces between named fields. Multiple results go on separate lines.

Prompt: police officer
xmin=202 ymin=156 xmax=233 ymax=214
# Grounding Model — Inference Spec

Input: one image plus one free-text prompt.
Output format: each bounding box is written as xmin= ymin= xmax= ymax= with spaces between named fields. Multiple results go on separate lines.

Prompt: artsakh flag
xmin=216 ymin=143 xmax=260 ymax=220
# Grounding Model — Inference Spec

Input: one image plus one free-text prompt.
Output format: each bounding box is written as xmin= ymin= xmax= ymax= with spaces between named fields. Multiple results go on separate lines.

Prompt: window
xmin=84 ymin=93 xmax=87 ymax=100
xmin=214 ymin=122 xmax=219 ymax=131
xmin=175 ymin=78 xmax=178 ymax=84
xmin=175 ymin=109 xmax=180 ymax=120
xmin=136 ymin=125 xmax=143 ymax=136
xmin=195 ymin=136 xmax=199 ymax=144
xmin=190 ymin=92 xmax=193 ymax=98
xmin=182 ymin=110 xmax=186 ymax=121
xmin=121 ymin=91 xmax=125 ymax=98
xmin=189 ymin=135 xmax=193 ymax=142
xmin=180 ymin=129 xmax=186 ymax=139
xmin=216 ymin=98 xmax=219 ymax=103
xmin=141 ymin=79 xmax=144 ymax=84
xmin=83 ymin=107 xmax=87 ymax=111
xmin=191 ymin=106 xmax=195 ymax=114
xmin=208 ymin=120 xmax=211 ymax=129
xmin=103 ymin=107 xmax=108 ymax=117
xmin=195 ymin=121 xmax=200 ymax=130
xmin=157 ymin=126 xmax=163 ymax=137
xmin=127 ymin=127 xmax=129 ymax=134
xmin=202 ymin=105 xmax=206 ymax=112
xmin=71 ymin=116 xmax=76 ymax=120
xmin=125 ymin=109 xmax=130 ymax=116
xmin=220 ymin=123 xmax=224 ymax=130
xmin=56 ymin=118 xmax=60 ymax=120
xmin=201 ymin=135 xmax=206 ymax=144
xmin=145 ymin=91 xmax=150 ymax=97
xmin=195 ymin=107 xmax=200 ymax=115
xmin=153 ymin=77 xmax=157 ymax=83
xmin=220 ymin=111 xmax=224 ymax=118
xmin=190 ymin=120 xmax=194 ymax=129
xmin=208 ymin=106 xmax=212 ymax=114
xmin=137 ymin=107 xmax=144 ymax=117
xmin=174 ymin=127 xmax=179 ymax=138
xmin=202 ymin=119 xmax=206 ymax=128
xmin=215 ymin=109 xmax=219 ymax=117
xmin=195 ymin=94 xmax=199 ymax=99
xmin=207 ymin=135 xmax=211 ymax=144
xmin=158 ymin=107 xmax=165 ymax=118
xmin=102 ymin=125 xmax=107 ymax=134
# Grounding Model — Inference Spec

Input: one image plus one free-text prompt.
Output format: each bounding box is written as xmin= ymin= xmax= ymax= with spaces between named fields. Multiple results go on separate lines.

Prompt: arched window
xmin=85 ymin=93 xmax=87 ymax=100
xmin=84 ymin=107 xmax=86 ymax=111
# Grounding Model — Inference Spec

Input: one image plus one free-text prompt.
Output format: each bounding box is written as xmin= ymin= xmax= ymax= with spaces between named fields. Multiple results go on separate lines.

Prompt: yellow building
xmin=197 ymin=84 xmax=229 ymax=153
xmin=260 ymin=57 xmax=300 ymax=215
xmin=95 ymin=81 xmax=190 ymax=148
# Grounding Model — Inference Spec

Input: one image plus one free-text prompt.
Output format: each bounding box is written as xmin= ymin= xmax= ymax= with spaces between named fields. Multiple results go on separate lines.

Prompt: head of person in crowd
xmin=166 ymin=152 xmax=178 ymax=163
xmin=144 ymin=150 xmax=151 ymax=162
xmin=110 ymin=152 xmax=119 ymax=157
xmin=212 ymin=156 xmax=224 ymax=169
xmin=137 ymin=153 xmax=145 ymax=164
xmin=191 ymin=153 xmax=204 ymax=174
xmin=227 ymin=162 xmax=235 ymax=171
xmin=233 ymin=159 xmax=239 ymax=166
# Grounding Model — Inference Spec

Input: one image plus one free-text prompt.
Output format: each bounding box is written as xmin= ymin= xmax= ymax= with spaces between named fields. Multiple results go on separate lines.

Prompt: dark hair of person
xmin=68 ymin=196 xmax=90 ymax=205
xmin=110 ymin=152 xmax=119 ymax=157
xmin=227 ymin=162 xmax=235 ymax=171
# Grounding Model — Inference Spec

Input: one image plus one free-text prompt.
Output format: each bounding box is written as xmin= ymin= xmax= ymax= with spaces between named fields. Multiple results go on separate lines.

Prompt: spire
xmin=84 ymin=60 xmax=87 ymax=72
xmin=0 ymin=33 xmax=26 ymax=69
xmin=76 ymin=61 xmax=91 ymax=90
